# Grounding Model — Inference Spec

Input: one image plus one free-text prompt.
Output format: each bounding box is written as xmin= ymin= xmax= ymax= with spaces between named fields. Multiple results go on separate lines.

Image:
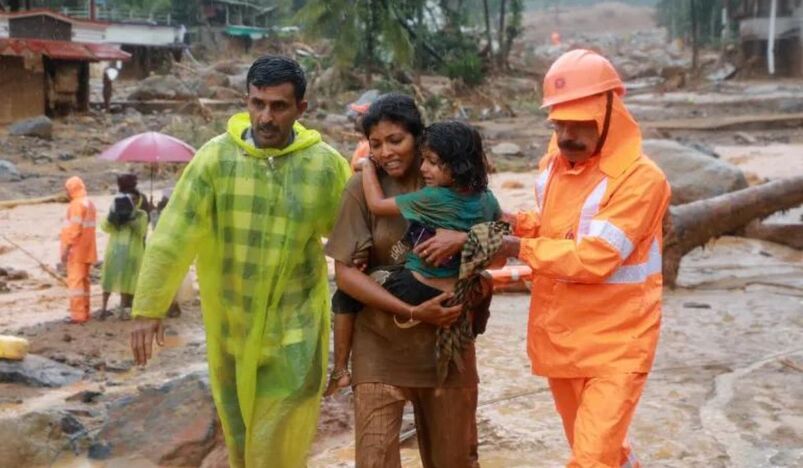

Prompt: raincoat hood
xmin=546 ymin=92 xmax=642 ymax=178
xmin=65 ymin=176 xmax=87 ymax=199
xmin=226 ymin=112 xmax=322 ymax=159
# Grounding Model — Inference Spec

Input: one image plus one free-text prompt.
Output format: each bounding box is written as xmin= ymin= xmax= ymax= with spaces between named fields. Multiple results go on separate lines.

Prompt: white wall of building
xmin=105 ymin=23 xmax=180 ymax=46
xmin=72 ymin=25 xmax=106 ymax=43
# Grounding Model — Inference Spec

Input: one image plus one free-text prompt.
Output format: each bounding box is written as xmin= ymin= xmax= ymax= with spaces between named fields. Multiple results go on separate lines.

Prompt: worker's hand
xmin=491 ymin=236 xmax=521 ymax=264
xmin=414 ymin=229 xmax=467 ymax=266
xmin=411 ymin=292 xmax=462 ymax=327
xmin=60 ymin=247 xmax=70 ymax=265
xmin=500 ymin=211 xmax=517 ymax=231
xmin=130 ymin=317 xmax=165 ymax=366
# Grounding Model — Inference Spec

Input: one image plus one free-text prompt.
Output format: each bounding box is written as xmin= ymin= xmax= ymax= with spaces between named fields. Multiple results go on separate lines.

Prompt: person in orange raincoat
xmin=60 ymin=176 xmax=98 ymax=324
xmin=493 ymin=50 xmax=671 ymax=467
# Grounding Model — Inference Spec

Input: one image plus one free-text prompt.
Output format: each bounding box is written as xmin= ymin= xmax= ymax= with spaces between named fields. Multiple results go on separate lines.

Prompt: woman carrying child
xmin=324 ymin=93 xmax=499 ymax=468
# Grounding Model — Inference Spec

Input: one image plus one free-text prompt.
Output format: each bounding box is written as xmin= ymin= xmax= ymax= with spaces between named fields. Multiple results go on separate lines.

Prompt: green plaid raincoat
xmin=100 ymin=208 xmax=148 ymax=294
xmin=132 ymin=112 xmax=351 ymax=467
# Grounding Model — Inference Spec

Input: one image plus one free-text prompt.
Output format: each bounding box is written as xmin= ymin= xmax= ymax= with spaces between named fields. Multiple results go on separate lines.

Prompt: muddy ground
xmin=1 ymin=158 xmax=802 ymax=467
xmin=1 ymin=2 xmax=802 ymax=467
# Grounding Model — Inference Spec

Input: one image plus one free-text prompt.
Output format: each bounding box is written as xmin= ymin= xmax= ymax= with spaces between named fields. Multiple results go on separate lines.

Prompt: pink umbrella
xmin=99 ymin=131 xmax=195 ymax=163
xmin=99 ymin=131 xmax=196 ymax=202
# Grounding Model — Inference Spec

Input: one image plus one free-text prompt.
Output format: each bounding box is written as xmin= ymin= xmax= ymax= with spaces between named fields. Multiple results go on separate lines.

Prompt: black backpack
xmin=108 ymin=193 xmax=136 ymax=227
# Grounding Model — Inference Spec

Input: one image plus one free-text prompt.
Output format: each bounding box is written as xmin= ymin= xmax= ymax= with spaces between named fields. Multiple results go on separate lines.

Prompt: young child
xmin=325 ymin=120 xmax=501 ymax=395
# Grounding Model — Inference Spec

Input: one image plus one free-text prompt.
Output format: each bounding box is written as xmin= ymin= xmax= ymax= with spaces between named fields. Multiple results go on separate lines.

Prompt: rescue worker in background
xmin=551 ymin=31 xmax=562 ymax=46
xmin=493 ymin=49 xmax=671 ymax=467
xmin=349 ymin=101 xmax=371 ymax=171
xmin=60 ymin=176 xmax=97 ymax=324
xmin=128 ymin=55 xmax=351 ymax=467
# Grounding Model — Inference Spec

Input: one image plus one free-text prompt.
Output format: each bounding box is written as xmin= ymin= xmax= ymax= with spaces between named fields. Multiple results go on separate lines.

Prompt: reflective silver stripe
xmin=605 ymin=238 xmax=662 ymax=284
xmin=82 ymin=221 xmax=96 ymax=228
xmin=70 ymin=216 xmax=82 ymax=223
xmin=68 ymin=288 xmax=87 ymax=297
xmin=535 ymin=162 xmax=554 ymax=210
xmin=576 ymin=178 xmax=608 ymax=241
xmin=587 ymin=220 xmax=634 ymax=260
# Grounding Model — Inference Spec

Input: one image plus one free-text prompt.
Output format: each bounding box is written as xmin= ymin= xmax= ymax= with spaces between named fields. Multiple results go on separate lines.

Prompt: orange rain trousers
xmin=61 ymin=176 xmax=97 ymax=323
xmin=67 ymin=262 xmax=91 ymax=322
xmin=549 ymin=373 xmax=646 ymax=468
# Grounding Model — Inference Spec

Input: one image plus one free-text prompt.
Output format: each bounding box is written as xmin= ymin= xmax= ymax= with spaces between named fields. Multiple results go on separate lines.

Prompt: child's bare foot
xmin=324 ymin=368 xmax=351 ymax=397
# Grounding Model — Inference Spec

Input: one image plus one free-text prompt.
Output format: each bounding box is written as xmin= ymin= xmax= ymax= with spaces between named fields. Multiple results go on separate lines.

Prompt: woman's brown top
xmin=325 ymin=173 xmax=478 ymax=388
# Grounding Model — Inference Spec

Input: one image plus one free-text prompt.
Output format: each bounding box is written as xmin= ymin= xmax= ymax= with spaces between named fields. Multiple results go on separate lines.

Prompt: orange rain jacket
xmin=516 ymin=93 xmax=671 ymax=378
xmin=60 ymin=176 xmax=97 ymax=264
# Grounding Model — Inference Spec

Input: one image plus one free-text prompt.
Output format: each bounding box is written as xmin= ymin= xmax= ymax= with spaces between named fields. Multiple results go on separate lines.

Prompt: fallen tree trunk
xmin=663 ymin=176 xmax=803 ymax=286
xmin=0 ymin=193 xmax=68 ymax=210
xmin=644 ymin=112 xmax=803 ymax=131
xmin=743 ymin=221 xmax=803 ymax=250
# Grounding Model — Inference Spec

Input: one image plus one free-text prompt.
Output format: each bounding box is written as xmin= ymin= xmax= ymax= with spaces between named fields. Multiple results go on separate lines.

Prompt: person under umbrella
xmin=98 ymin=174 xmax=149 ymax=320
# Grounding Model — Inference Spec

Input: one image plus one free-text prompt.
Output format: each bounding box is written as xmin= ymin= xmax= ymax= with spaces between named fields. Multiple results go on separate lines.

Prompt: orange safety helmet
xmin=541 ymin=49 xmax=625 ymax=109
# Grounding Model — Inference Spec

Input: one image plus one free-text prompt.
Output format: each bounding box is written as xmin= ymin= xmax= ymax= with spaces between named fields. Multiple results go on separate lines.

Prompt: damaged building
xmin=0 ymin=9 xmax=129 ymax=124
xmin=733 ymin=0 xmax=803 ymax=76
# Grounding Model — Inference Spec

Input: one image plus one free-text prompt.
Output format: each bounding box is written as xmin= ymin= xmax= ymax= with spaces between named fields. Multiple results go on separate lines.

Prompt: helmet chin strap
xmin=593 ymin=91 xmax=613 ymax=156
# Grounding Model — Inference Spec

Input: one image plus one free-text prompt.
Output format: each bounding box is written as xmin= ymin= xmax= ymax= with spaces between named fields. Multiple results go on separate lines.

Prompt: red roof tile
xmin=0 ymin=38 xmax=130 ymax=61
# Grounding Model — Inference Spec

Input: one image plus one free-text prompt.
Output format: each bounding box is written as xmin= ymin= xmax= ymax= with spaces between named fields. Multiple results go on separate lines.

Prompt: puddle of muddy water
xmin=50 ymin=454 xmax=157 ymax=468
xmin=715 ymin=144 xmax=803 ymax=182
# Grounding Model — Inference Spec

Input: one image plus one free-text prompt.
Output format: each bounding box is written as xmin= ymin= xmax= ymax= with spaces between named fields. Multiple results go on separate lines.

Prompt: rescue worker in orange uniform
xmin=60 ymin=176 xmax=98 ymax=324
xmin=494 ymin=49 xmax=671 ymax=467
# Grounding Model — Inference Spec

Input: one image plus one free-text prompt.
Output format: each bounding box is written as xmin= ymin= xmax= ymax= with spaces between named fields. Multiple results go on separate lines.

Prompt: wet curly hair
xmin=422 ymin=120 xmax=490 ymax=193
xmin=361 ymin=93 xmax=425 ymax=141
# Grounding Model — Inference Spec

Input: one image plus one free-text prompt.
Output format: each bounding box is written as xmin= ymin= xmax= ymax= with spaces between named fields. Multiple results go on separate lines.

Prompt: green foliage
xmin=445 ymin=53 xmax=484 ymax=86
xmin=293 ymin=0 xmax=527 ymax=87
xmin=108 ymin=0 xmax=172 ymax=16
xmin=162 ymin=115 xmax=226 ymax=150
xmin=656 ymin=0 xmax=732 ymax=46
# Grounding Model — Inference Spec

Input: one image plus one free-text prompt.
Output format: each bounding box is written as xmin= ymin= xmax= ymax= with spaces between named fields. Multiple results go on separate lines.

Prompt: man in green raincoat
xmin=129 ymin=56 xmax=351 ymax=467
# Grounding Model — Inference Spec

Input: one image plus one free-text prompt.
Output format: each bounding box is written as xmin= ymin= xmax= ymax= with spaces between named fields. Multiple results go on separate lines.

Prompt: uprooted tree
xmin=663 ymin=176 xmax=803 ymax=286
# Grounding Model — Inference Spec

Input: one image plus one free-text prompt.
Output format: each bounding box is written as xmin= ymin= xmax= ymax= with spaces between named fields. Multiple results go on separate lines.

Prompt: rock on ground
xmin=129 ymin=75 xmax=196 ymax=101
xmin=491 ymin=142 xmax=523 ymax=157
xmin=9 ymin=116 xmax=53 ymax=140
xmin=92 ymin=372 xmax=219 ymax=465
xmin=0 ymin=160 xmax=21 ymax=182
xmin=0 ymin=354 xmax=83 ymax=387
xmin=0 ymin=411 xmax=81 ymax=466
xmin=643 ymin=139 xmax=748 ymax=204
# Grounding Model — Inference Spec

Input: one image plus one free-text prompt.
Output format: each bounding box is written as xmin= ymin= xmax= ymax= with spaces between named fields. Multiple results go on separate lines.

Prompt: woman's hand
xmin=413 ymin=229 xmax=468 ymax=266
xmin=411 ymin=292 xmax=462 ymax=327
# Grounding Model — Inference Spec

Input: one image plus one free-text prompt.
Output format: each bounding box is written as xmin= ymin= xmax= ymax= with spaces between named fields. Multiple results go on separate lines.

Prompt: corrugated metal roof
xmin=0 ymin=38 xmax=130 ymax=61
xmin=0 ymin=9 xmax=109 ymax=29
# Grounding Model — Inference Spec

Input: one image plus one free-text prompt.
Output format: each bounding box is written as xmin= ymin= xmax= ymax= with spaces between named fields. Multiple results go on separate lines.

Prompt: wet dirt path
xmin=309 ymin=236 xmax=803 ymax=467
